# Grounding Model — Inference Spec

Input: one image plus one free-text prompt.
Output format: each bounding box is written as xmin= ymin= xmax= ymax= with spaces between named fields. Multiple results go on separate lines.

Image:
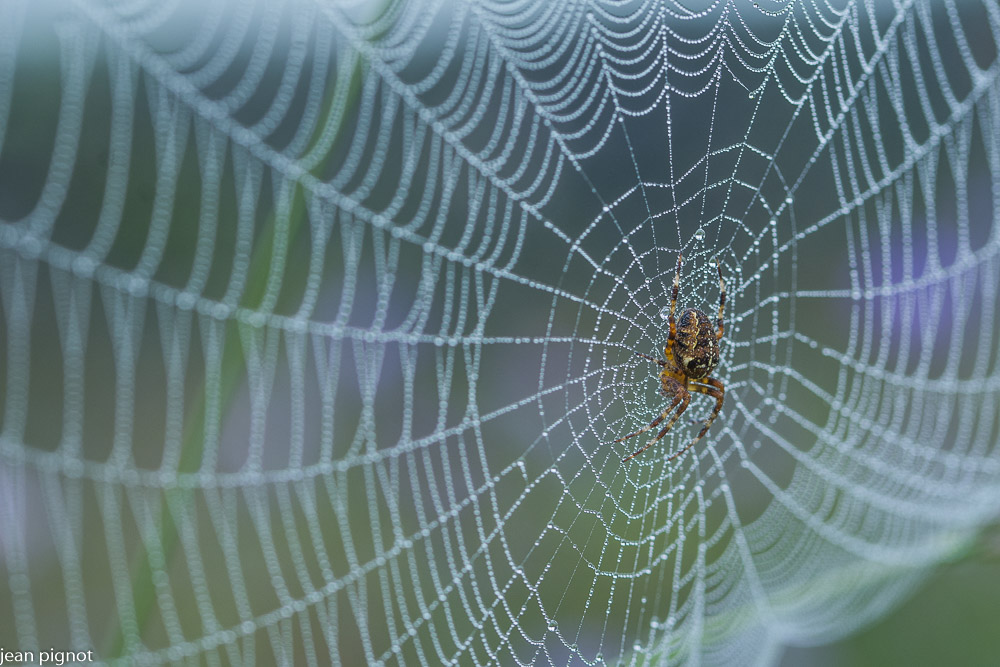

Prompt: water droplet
xmin=547 ymin=621 xmax=558 ymax=632
xmin=19 ymin=235 xmax=42 ymax=259
xmin=128 ymin=277 xmax=147 ymax=297
xmin=659 ymin=306 xmax=670 ymax=320
xmin=694 ymin=228 xmax=706 ymax=241
xmin=785 ymin=195 xmax=794 ymax=204
xmin=633 ymin=642 xmax=642 ymax=652
xmin=73 ymin=256 xmax=96 ymax=278
xmin=748 ymin=91 xmax=755 ymax=99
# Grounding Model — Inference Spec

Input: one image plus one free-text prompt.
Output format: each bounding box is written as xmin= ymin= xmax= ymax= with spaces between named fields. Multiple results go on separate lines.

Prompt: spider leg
xmin=612 ymin=392 xmax=680 ymax=445
xmin=667 ymin=254 xmax=681 ymax=348
xmin=632 ymin=349 xmax=667 ymax=367
xmin=658 ymin=253 xmax=682 ymax=369
xmin=622 ymin=383 xmax=691 ymax=462
xmin=715 ymin=257 xmax=726 ymax=341
xmin=685 ymin=377 xmax=725 ymax=425
xmin=663 ymin=378 xmax=724 ymax=463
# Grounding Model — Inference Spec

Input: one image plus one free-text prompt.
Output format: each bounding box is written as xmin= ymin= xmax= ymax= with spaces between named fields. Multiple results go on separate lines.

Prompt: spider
xmin=612 ymin=253 xmax=726 ymax=463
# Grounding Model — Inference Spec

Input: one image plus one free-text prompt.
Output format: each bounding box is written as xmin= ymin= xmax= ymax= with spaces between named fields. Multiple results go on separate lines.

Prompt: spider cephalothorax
xmin=611 ymin=253 xmax=726 ymax=463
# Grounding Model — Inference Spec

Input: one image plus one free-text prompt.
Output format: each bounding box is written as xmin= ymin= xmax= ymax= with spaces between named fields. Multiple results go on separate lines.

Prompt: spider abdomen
xmin=674 ymin=308 xmax=719 ymax=378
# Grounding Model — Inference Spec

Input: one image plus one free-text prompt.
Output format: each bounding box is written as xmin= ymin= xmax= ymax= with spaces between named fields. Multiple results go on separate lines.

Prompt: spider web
xmin=1 ymin=0 xmax=1000 ymax=664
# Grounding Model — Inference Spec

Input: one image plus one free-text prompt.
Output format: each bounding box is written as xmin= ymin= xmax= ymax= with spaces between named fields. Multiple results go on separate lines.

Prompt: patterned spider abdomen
xmin=675 ymin=308 xmax=720 ymax=379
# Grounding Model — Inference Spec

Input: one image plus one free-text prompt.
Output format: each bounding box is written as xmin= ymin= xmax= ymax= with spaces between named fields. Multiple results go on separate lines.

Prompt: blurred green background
xmin=781 ymin=524 xmax=1000 ymax=666
xmin=2 ymin=1 xmax=999 ymax=665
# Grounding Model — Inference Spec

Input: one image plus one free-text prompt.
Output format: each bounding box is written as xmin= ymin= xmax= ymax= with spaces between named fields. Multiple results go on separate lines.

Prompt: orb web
xmin=1 ymin=0 xmax=999 ymax=664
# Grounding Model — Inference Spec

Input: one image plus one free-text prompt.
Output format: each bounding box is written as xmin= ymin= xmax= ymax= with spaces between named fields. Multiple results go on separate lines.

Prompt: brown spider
xmin=613 ymin=253 xmax=726 ymax=463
